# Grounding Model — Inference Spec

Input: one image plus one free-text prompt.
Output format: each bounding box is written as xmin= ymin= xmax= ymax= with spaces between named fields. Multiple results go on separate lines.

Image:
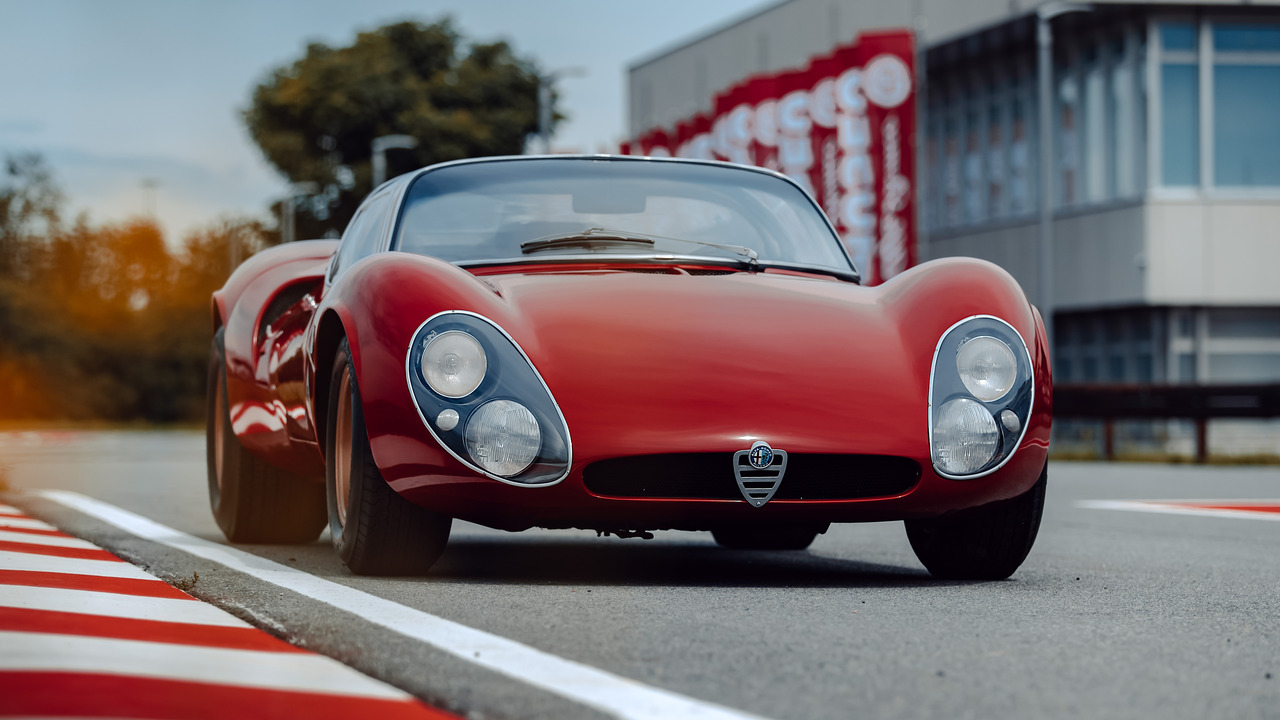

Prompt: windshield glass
xmin=392 ymin=157 xmax=853 ymax=275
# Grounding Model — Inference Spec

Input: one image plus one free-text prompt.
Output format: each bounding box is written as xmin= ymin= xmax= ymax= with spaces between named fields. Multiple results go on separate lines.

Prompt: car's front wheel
xmin=325 ymin=338 xmax=451 ymax=575
xmin=206 ymin=327 xmax=326 ymax=543
xmin=711 ymin=523 xmax=827 ymax=550
xmin=905 ymin=465 xmax=1047 ymax=580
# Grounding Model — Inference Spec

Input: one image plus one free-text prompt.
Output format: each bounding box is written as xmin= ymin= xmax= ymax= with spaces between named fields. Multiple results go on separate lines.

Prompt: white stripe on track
xmin=1079 ymin=499 xmax=1280 ymax=522
xmin=0 ymin=550 xmax=156 ymax=580
xmin=0 ymin=585 xmax=247 ymax=627
xmin=0 ymin=528 xmax=103 ymax=549
xmin=0 ymin=631 xmax=412 ymax=700
xmin=41 ymin=490 xmax=769 ymax=720
xmin=0 ymin=516 xmax=58 ymax=531
xmin=0 ymin=503 xmax=23 ymax=516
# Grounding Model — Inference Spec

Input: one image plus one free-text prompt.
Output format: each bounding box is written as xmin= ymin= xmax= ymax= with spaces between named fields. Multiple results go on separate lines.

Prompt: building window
xmin=1083 ymin=45 xmax=1109 ymax=202
xmin=1057 ymin=58 xmax=1081 ymax=206
xmin=1109 ymin=35 xmax=1140 ymax=197
xmin=1010 ymin=68 xmax=1035 ymax=215
xmin=1213 ymin=22 xmax=1280 ymax=187
xmin=1160 ymin=22 xmax=1200 ymax=187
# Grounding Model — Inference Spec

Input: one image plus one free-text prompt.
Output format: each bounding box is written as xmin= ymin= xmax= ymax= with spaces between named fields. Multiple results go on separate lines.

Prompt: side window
xmin=329 ymin=193 xmax=392 ymax=281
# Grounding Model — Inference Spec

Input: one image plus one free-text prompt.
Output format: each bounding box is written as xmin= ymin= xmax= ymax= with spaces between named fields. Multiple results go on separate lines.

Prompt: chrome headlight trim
xmin=404 ymin=310 xmax=572 ymax=487
xmin=927 ymin=314 xmax=1034 ymax=480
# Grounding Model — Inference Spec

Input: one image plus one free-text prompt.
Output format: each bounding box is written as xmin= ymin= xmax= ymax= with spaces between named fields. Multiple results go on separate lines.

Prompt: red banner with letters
xmin=623 ymin=30 xmax=916 ymax=285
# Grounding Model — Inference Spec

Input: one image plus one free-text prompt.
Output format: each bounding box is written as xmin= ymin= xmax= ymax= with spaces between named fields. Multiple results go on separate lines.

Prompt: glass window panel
xmin=1108 ymin=356 xmax=1126 ymax=381
xmin=1058 ymin=71 xmax=1080 ymax=206
xmin=1161 ymin=64 xmax=1200 ymax=186
xmin=1010 ymin=93 xmax=1033 ymax=214
xmin=987 ymin=92 xmax=1005 ymax=218
xmin=1059 ymin=357 xmax=1074 ymax=382
xmin=965 ymin=99 xmax=985 ymax=222
xmin=1213 ymin=23 xmax=1280 ymax=52
xmin=1177 ymin=354 xmax=1197 ymax=383
xmin=1161 ymin=22 xmax=1197 ymax=52
xmin=1209 ymin=354 xmax=1280 ymax=383
xmin=1214 ymin=65 xmax=1280 ymax=187
xmin=1136 ymin=354 xmax=1154 ymax=382
xmin=1110 ymin=44 xmax=1137 ymax=196
xmin=944 ymin=115 xmax=961 ymax=226
xmin=1210 ymin=309 xmax=1280 ymax=339
xmin=1082 ymin=356 xmax=1099 ymax=381
xmin=1085 ymin=54 xmax=1109 ymax=202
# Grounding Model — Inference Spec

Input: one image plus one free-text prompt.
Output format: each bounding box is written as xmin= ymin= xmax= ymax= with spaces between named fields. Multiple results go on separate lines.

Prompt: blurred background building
xmin=628 ymin=0 xmax=1280 ymax=396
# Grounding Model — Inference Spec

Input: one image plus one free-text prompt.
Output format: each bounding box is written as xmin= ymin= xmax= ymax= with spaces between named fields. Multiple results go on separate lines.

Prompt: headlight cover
xmin=406 ymin=311 xmax=571 ymax=485
xmin=929 ymin=315 xmax=1033 ymax=479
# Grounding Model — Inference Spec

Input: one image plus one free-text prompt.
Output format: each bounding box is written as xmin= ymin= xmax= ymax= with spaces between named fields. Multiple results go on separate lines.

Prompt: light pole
xmin=281 ymin=181 xmax=319 ymax=245
xmin=372 ymin=135 xmax=419 ymax=186
xmin=1036 ymin=2 xmax=1091 ymax=356
xmin=537 ymin=67 xmax=587 ymax=154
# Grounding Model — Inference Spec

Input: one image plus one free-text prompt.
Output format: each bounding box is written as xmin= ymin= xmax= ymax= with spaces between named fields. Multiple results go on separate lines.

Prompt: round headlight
xmin=956 ymin=336 xmax=1017 ymax=402
xmin=422 ymin=331 xmax=487 ymax=398
xmin=465 ymin=400 xmax=541 ymax=477
xmin=933 ymin=398 xmax=1000 ymax=475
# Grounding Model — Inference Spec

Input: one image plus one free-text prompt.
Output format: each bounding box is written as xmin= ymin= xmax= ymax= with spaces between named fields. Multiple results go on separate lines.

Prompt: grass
xmin=171 ymin=571 xmax=199 ymax=593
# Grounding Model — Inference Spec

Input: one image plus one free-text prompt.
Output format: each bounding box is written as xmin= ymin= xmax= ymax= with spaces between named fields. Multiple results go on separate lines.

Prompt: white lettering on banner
xmin=778 ymin=90 xmax=815 ymax=196
xmin=725 ymin=104 xmax=754 ymax=164
xmin=880 ymin=117 xmax=910 ymax=279
xmin=754 ymin=100 xmax=779 ymax=148
xmin=834 ymin=64 xmax=875 ymax=273
xmin=810 ymin=78 xmax=837 ymax=129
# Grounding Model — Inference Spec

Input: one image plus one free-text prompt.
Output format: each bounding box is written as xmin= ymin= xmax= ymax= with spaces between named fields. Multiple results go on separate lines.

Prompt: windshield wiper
xmin=521 ymin=226 xmax=758 ymax=267
xmin=521 ymin=228 xmax=655 ymax=254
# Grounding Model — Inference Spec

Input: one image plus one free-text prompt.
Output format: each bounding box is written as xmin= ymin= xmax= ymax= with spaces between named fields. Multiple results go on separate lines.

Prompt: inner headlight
xmin=422 ymin=331 xmax=486 ymax=398
xmin=465 ymin=400 xmax=541 ymax=477
xmin=932 ymin=398 xmax=1000 ymax=475
xmin=956 ymin=336 xmax=1017 ymax=402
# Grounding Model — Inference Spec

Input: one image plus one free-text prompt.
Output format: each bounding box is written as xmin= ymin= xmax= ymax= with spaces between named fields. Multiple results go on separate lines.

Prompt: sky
xmin=0 ymin=0 xmax=766 ymax=240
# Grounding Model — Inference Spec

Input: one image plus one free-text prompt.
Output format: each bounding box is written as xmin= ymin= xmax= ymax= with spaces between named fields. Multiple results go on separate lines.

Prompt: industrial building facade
xmin=627 ymin=0 xmax=1280 ymax=389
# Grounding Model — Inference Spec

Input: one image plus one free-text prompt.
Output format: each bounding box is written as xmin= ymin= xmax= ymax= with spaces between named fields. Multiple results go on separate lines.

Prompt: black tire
xmin=905 ymin=465 xmax=1047 ymax=580
xmin=206 ymin=327 xmax=327 ymax=543
xmin=325 ymin=338 xmax=451 ymax=575
xmin=712 ymin=523 xmax=827 ymax=550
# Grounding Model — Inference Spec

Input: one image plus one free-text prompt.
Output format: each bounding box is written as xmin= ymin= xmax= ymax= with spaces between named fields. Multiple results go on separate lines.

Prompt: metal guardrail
xmin=1052 ymin=383 xmax=1280 ymax=462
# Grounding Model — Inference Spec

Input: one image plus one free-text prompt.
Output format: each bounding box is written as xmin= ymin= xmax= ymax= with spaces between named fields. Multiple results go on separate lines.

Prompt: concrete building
xmin=628 ymin=0 xmax=1280 ymax=388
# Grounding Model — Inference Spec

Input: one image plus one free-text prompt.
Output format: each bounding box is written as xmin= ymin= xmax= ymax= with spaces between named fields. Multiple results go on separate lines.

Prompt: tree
xmin=243 ymin=19 xmax=548 ymax=236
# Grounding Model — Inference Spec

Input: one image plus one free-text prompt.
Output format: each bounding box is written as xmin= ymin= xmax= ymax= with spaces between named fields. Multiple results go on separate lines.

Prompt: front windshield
xmin=392 ymin=157 xmax=854 ymax=276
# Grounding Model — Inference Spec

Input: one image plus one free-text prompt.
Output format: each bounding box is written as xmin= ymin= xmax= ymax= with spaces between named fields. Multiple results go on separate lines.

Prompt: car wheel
xmin=711 ymin=523 xmax=827 ymax=550
xmin=326 ymin=338 xmax=451 ymax=575
xmin=206 ymin=327 xmax=327 ymax=543
xmin=905 ymin=464 xmax=1047 ymax=580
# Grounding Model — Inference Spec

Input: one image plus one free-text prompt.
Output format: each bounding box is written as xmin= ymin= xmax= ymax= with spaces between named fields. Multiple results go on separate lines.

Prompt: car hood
xmin=475 ymin=267 xmax=929 ymax=461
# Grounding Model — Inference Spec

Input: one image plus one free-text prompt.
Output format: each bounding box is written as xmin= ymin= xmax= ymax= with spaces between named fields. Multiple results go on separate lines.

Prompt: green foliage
xmin=243 ymin=19 xmax=545 ymax=235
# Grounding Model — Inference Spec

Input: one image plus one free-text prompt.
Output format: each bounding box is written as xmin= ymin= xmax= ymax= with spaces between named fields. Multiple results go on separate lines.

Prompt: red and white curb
xmin=0 ymin=502 xmax=456 ymax=719
xmin=1078 ymin=499 xmax=1280 ymax=521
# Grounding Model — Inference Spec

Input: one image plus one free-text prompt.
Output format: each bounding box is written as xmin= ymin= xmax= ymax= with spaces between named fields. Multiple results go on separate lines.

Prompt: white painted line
xmin=0 ymin=516 xmax=59 ymax=532
xmin=41 ymin=490 xmax=769 ymax=720
xmin=0 ymin=550 xmax=156 ymax=580
xmin=0 ymin=528 xmax=103 ymax=549
xmin=0 ymin=504 xmax=23 ymax=516
xmin=0 ymin=585 xmax=248 ymax=627
xmin=0 ymin=631 xmax=413 ymax=700
xmin=1079 ymin=500 xmax=1280 ymax=522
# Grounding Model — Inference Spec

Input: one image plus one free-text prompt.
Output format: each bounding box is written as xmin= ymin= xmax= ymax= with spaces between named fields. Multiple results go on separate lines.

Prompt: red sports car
xmin=207 ymin=155 xmax=1051 ymax=579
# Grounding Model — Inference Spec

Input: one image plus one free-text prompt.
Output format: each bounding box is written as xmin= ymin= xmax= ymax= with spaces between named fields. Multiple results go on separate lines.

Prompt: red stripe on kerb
xmin=0 ymin=672 xmax=460 ymax=719
xmin=0 ymin=539 xmax=119 ymax=561
xmin=0 ymin=525 xmax=70 ymax=538
xmin=0 ymin=569 xmax=190 ymax=599
xmin=0 ymin=607 xmax=307 ymax=653
xmin=1169 ymin=502 xmax=1280 ymax=515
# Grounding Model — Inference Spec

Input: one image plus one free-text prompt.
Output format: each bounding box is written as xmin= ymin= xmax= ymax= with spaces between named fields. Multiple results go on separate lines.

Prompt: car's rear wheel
xmin=325 ymin=338 xmax=451 ymax=575
xmin=206 ymin=327 xmax=326 ymax=543
xmin=905 ymin=464 xmax=1047 ymax=580
xmin=711 ymin=523 xmax=827 ymax=550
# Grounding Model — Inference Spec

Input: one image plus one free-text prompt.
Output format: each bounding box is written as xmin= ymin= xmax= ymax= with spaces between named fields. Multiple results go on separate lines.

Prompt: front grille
xmin=583 ymin=453 xmax=920 ymax=500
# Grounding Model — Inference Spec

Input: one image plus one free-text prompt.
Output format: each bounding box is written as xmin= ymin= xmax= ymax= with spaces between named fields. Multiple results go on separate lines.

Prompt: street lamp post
xmin=1036 ymin=2 xmax=1091 ymax=356
xmin=281 ymin=181 xmax=319 ymax=245
xmin=537 ymin=67 xmax=587 ymax=154
xmin=372 ymin=134 xmax=419 ymax=186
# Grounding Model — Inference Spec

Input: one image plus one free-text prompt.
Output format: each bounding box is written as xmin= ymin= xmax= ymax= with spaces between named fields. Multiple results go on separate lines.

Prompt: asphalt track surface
xmin=2 ymin=430 xmax=1278 ymax=719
